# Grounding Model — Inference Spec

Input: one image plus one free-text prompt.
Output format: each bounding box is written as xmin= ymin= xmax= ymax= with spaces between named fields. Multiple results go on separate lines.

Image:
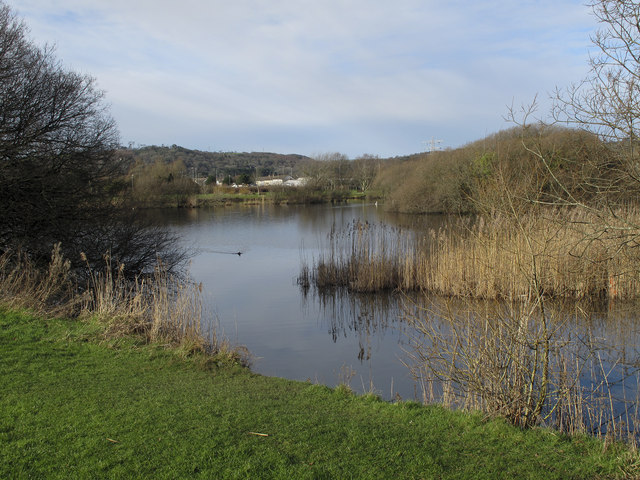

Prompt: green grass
xmin=194 ymin=189 xmax=375 ymax=206
xmin=1 ymin=309 xmax=637 ymax=479
xmin=196 ymin=192 xmax=263 ymax=202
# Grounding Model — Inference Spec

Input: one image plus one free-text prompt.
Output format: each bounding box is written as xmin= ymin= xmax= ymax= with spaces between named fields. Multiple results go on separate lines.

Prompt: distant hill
xmin=116 ymin=144 xmax=427 ymax=185
xmin=117 ymin=145 xmax=311 ymax=178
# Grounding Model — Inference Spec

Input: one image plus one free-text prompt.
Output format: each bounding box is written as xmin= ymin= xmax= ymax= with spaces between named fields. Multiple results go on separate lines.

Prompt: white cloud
xmin=9 ymin=0 xmax=598 ymax=156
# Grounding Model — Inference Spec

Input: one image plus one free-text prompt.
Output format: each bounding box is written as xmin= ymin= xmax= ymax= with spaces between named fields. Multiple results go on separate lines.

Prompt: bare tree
xmin=0 ymin=2 xmax=185 ymax=278
xmin=302 ymin=152 xmax=349 ymax=190
xmin=404 ymin=1 xmax=640 ymax=437
xmin=507 ymin=0 xmax=640 ymax=255
xmin=352 ymin=154 xmax=380 ymax=193
xmin=554 ymin=0 xmax=640 ymax=148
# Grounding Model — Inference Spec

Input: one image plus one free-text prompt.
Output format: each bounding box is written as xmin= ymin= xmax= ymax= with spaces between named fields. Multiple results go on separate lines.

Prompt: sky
xmin=9 ymin=0 xmax=599 ymax=158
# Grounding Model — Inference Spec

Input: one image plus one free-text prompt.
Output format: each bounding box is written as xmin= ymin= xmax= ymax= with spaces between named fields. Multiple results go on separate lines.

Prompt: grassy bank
xmin=1 ymin=309 xmax=637 ymax=479
xmin=138 ymin=188 xmax=374 ymax=208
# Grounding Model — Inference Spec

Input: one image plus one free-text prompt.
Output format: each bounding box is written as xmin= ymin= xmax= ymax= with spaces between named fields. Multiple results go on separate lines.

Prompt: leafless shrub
xmin=404 ymin=295 xmax=640 ymax=442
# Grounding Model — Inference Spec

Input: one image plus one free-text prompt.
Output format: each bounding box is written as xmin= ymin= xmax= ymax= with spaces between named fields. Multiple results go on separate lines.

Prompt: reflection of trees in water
xmin=302 ymin=284 xmax=640 ymax=375
xmin=576 ymin=301 xmax=640 ymax=437
xmin=300 ymin=286 xmax=408 ymax=363
xmin=302 ymin=278 xmax=640 ymax=439
xmin=144 ymin=203 xmax=383 ymax=233
xmin=404 ymin=295 xmax=640 ymax=439
xmin=141 ymin=204 xmax=301 ymax=227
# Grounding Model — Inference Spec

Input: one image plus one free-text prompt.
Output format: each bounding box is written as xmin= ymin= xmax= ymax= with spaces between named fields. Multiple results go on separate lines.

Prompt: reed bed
xmin=300 ymin=211 xmax=640 ymax=443
xmin=302 ymin=208 xmax=640 ymax=300
xmin=421 ymin=210 xmax=640 ymax=300
xmin=301 ymin=220 xmax=416 ymax=293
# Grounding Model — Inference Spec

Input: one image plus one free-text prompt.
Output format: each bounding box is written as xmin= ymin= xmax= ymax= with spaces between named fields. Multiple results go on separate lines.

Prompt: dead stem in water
xmin=402 ymin=293 xmax=640 ymax=444
xmin=302 ymin=208 xmax=640 ymax=300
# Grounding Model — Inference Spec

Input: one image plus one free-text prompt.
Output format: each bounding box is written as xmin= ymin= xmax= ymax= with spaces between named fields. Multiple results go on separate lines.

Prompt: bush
xmin=0 ymin=2 xmax=185 ymax=278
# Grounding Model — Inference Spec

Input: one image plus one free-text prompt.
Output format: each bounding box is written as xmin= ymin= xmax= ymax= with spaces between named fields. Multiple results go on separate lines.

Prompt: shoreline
xmin=1 ymin=307 xmax=637 ymax=478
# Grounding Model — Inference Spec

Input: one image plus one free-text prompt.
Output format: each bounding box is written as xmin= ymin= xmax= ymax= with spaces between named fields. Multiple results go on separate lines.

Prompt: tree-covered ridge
xmin=374 ymin=125 xmax=619 ymax=214
xmin=119 ymin=145 xmax=311 ymax=179
xmin=120 ymin=146 xmax=385 ymax=204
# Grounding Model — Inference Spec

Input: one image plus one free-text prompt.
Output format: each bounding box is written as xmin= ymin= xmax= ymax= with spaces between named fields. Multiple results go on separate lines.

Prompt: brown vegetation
xmin=404 ymin=295 xmax=640 ymax=443
xmin=0 ymin=245 xmax=248 ymax=364
xmin=128 ymin=158 xmax=201 ymax=207
xmin=300 ymin=213 xmax=640 ymax=441
xmin=301 ymin=206 xmax=640 ymax=300
xmin=373 ymin=125 xmax=616 ymax=215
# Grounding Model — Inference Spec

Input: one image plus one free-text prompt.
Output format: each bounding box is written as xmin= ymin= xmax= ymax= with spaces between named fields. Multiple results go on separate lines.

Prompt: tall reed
xmin=0 ymin=243 xmax=76 ymax=315
xmin=305 ymin=220 xmax=416 ymax=293
xmin=302 ymin=208 xmax=640 ymax=300
xmin=81 ymin=254 xmax=247 ymax=362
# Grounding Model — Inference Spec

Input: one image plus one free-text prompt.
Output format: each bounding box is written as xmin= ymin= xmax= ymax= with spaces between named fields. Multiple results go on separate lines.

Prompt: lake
xmin=153 ymin=202 xmax=434 ymax=400
xmin=151 ymin=202 xmax=640 ymax=434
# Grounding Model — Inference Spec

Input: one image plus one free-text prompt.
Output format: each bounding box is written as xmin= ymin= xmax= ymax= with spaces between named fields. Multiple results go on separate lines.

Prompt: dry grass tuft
xmin=81 ymin=255 xmax=249 ymax=364
xmin=0 ymin=246 xmax=249 ymax=366
xmin=0 ymin=243 xmax=76 ymax=316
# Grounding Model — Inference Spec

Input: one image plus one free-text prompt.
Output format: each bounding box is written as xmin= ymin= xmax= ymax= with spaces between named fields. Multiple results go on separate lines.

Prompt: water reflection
xmin=301 ymin=288 xmax=405 ymax=358
xmin=147 ymin=203 xmax=420 ymax=399
xmin=395 ymin=294 xmax=640 ymax=438
xmin=146 ymin=203 xmax=640 ymax=437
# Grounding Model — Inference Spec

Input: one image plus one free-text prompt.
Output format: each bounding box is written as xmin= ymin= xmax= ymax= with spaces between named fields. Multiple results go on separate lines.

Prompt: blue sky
xmin=10 ymin=0 xmax=597 ymax=158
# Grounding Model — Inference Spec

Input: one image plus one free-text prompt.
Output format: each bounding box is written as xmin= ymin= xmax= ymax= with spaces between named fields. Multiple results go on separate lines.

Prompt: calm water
xmin=154 ymin=203 xmax=440 ymax=400
xmin=151 ymin=203 xmax=640 ymax=420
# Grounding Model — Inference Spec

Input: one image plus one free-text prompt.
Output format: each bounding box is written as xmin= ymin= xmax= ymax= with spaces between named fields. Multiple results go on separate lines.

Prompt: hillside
xmin=118 ymin=145 xmax=311 ymax=179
